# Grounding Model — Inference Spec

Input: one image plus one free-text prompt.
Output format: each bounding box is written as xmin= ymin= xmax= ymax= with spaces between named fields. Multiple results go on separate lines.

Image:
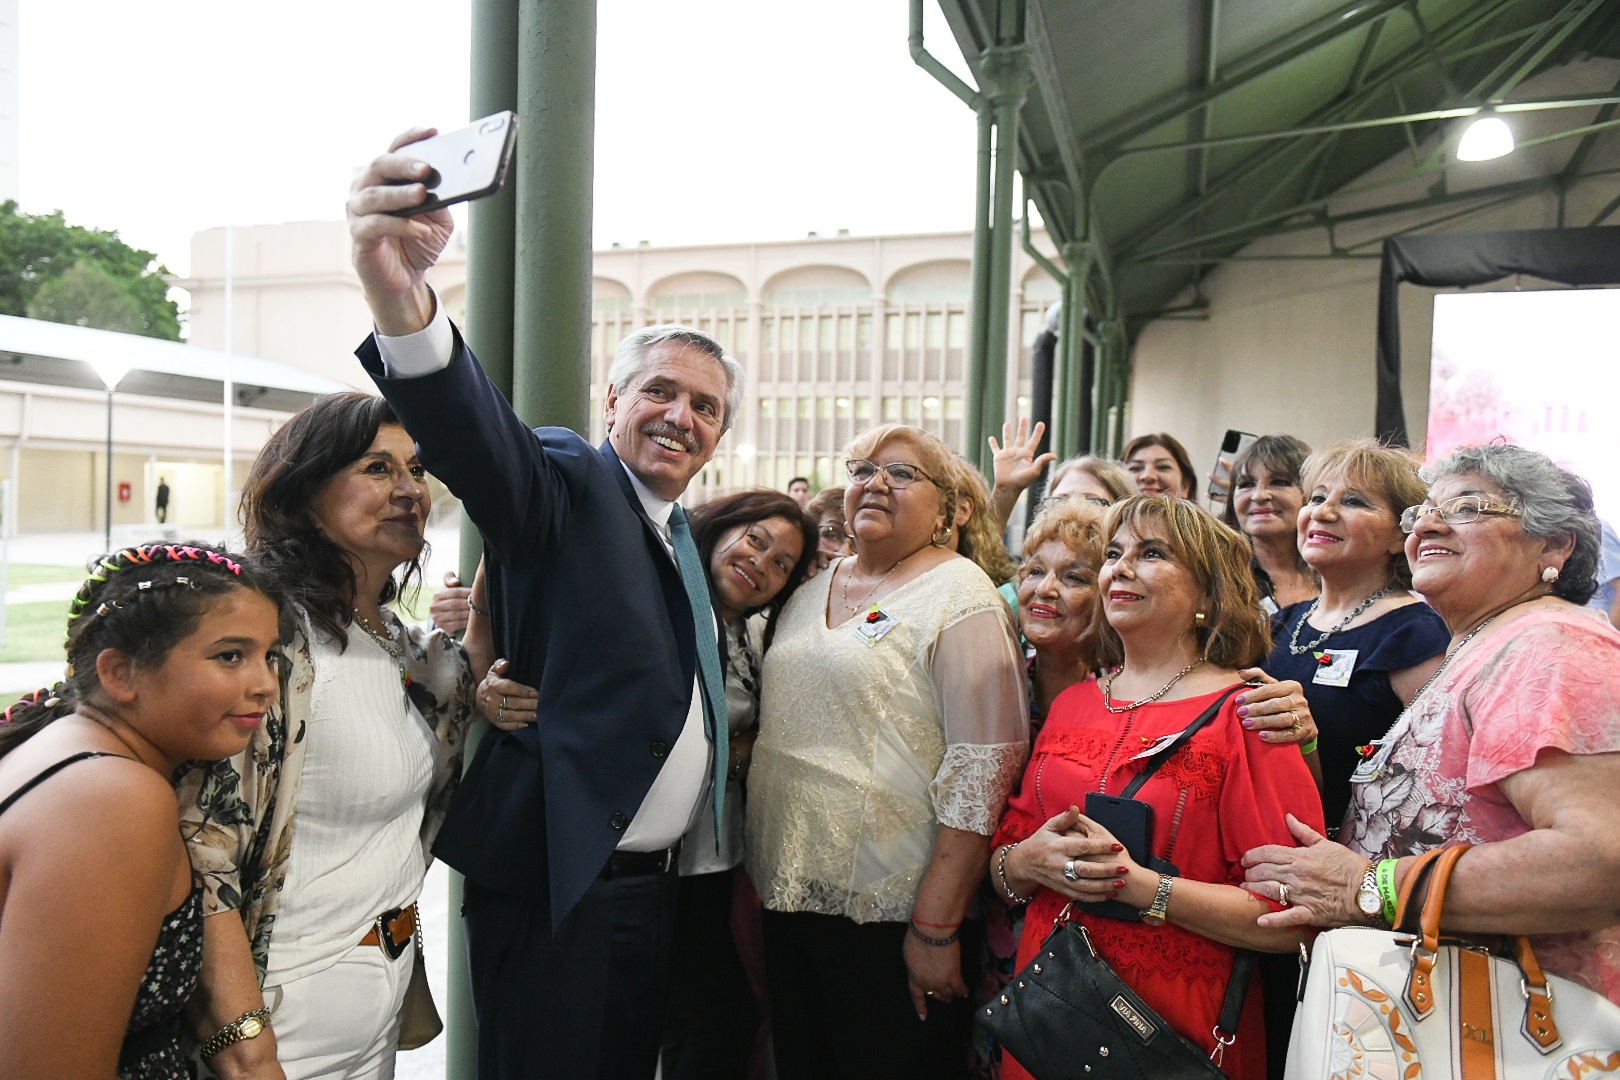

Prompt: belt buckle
xmin=373 ymin=906 xmax=411 ymax=960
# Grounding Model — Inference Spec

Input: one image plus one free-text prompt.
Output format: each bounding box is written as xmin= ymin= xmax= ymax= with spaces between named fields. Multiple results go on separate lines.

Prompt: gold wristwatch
xmin=199 ymin=1006 xmax=271 ymax=1062
xmin=1356 ymin=862 xmax=1383 ymax=922
xmin=1140 ymin=874 xmax=1174 ymax=926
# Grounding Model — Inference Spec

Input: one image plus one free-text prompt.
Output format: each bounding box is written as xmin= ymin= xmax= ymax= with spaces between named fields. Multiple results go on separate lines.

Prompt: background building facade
xmin=180 ymin=223 xmax=1063 ymax=502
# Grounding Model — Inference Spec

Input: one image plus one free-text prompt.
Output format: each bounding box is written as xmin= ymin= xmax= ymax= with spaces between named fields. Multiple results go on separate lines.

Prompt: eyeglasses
xmin=846 ymin=459 xmax=936 ymax=489
xmin=1399 ymin=495 xmax=1522 ymax=534
xmin=1037 ymin=493 xmax=1114 ymax=515
xmin=817 ymin=524 xmax=848 ymax=544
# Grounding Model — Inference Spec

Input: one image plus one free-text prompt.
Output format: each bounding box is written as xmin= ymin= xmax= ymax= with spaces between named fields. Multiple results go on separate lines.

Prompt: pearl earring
xmin=1541 ymin=565 xmax=1560 ymax=583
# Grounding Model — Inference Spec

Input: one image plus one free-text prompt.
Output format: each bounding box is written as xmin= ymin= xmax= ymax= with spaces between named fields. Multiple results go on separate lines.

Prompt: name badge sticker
xmin=1312 ymin=648 xmax=1358 ymax=688
xmin=1128 ymin=732 xmax=1182 ymax=762
xmin=853 ymin=608 xmax=898 ymax=646
xmin=1349 ymin=737 xmax=1395 ymax=784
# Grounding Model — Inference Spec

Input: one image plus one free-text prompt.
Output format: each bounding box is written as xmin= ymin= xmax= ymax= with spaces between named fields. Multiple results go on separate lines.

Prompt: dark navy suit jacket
xmin=357 ymin=328 xmax=698 ymax=928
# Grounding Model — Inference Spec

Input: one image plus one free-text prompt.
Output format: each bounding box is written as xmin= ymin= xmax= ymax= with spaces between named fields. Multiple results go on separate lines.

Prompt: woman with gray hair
xmin=1243 ymin=442 xmax=1620 ymax=1006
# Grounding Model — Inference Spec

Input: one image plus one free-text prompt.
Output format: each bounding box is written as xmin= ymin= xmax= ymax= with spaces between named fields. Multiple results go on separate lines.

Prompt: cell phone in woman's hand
xmin=1084 ymin=793 xmax=1178 ymax=922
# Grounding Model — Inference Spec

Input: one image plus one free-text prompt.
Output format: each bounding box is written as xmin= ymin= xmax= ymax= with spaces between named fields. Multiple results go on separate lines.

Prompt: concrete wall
xmin=1126 ymin=60 xmax=1620 ymax=467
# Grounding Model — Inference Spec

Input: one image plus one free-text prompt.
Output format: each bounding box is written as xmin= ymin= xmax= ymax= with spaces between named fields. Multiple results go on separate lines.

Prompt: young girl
xmin=0 ymin=544 xmax=281 ymax=1080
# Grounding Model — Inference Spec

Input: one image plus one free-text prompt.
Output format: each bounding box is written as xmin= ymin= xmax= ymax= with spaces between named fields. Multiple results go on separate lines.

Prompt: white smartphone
xmin=386 ymin=111 xmax=518 ymax=217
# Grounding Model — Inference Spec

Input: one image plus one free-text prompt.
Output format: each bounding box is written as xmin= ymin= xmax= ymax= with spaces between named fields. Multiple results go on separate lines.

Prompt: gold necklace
xmin=838 ymin=550 xmax=917 ymax=619
xmin=352 ymin=609 xmax=412 ymax=690
xmin=1099 ymin=658 xmax=1204 ymax=714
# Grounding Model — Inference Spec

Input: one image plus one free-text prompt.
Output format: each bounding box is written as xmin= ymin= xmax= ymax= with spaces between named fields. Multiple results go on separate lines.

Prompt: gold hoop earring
xmin=931 ymin=524 xmax=954 ymax=547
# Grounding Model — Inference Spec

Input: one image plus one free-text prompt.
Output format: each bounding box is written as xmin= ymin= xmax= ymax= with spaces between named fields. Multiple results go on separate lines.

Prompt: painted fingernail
xmin=1235 ymin=694 xmax=1248 ymax=706
xmin=1260 ymin=732 xmax=1273 ymax=741
xmin=1110 ymin=844 xmax=1124 ymax=852
xmin=1237 ymin=706 xmax=1250 ymax=718
xmin=1241 ymin=719 xmax=1255 ymax=728
xmin=1116 ymin=866 xmax=1129 ymax=875
xmin=1113 ymin=880 xmax=1126 ymax=890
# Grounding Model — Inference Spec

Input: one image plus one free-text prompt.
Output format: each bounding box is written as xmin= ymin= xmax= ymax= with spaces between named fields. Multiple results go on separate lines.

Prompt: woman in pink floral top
xmin=1243 ymin=443 xmax=1620 ymax=1004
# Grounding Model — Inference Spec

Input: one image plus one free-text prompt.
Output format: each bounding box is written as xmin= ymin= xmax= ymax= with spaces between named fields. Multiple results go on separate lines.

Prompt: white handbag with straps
xmin=1285 ymin=844 xmax=1620 ymax=1080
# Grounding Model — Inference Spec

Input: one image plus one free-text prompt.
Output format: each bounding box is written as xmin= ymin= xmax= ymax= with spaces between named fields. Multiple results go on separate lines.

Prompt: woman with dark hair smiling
xmin=660 ymin=488 xmax=815 ymax=1080
xmin=1122 ymin=433 xmax=1198 ymax=500
xmin=177 ymin=393 xmax=522 ymax=1080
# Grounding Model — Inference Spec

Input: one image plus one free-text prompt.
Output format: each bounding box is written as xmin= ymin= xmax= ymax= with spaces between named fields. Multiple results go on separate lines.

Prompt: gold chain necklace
xmin=353 ymin=609 xmax=412 ymax=690
xmin=1098 ymin=658 xmax=1204 ymax=714
xmin=838 ymin=550 xmax=917 ymax=619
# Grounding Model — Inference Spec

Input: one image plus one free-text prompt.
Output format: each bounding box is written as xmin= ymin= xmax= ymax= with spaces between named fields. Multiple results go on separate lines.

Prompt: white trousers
xmin=266 ymin=941 xmax=413 ymax=1080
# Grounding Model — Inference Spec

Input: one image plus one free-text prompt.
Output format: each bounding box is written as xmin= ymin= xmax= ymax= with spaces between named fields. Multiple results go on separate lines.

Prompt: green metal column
xmin=450 ymin=2 xmax=519 ymax=1077
xmin=964 ymin=103 xmax=994 ymax=465
xmin=513 ymin=0 xmax=596 ymax=431
xmin=980 ymin=89 xmax=1020 ymax=475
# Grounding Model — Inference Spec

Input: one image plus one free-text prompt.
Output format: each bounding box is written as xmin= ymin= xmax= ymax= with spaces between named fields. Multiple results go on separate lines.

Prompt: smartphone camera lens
xmin=479 ymin=117 xmax=505 ymax=134
xmin=463 ymin=150 xmax=477 ymax=166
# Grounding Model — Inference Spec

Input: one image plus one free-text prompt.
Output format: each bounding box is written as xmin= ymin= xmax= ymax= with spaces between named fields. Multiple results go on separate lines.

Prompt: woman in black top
xmin=1260 ymin=439 xmax=1448 ymax=829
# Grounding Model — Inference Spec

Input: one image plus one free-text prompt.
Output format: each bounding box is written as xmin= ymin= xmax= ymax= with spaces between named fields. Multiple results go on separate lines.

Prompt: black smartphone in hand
xmin=1083 ymin=793 xmax=1177 ymax=922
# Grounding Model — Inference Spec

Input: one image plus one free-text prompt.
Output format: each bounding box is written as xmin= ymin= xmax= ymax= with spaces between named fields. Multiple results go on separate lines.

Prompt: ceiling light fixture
xmin=1457 ymin=110 xmax=1515 ymax=162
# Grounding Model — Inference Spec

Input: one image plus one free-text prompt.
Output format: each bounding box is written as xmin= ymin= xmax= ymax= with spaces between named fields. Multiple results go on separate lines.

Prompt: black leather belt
xmin=600 ymin=844 xmax=680 ymax=880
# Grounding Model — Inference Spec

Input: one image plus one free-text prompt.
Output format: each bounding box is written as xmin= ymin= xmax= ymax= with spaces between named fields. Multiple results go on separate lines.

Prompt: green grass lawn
xmin=0 ymin=563 xmax=86 ymax=588
xmin=0 ymin=601 xmax=70 ymax=663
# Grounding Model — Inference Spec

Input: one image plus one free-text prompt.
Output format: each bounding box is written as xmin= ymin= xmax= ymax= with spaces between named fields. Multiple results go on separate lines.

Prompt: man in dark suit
xmin=347 ymin=128 xmax=739 ymax=1079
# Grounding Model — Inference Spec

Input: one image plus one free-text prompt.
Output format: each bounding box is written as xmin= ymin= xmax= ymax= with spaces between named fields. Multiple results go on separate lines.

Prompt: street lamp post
xmin=86 ymin=357 xmax=132 ymax=551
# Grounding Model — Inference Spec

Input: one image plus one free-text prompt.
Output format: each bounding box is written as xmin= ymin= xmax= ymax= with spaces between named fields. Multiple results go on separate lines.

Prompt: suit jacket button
xmin=650 ymin=741 xmax=668 ymax=758
xmin=609 ymin=812 xmax=628 ymax=831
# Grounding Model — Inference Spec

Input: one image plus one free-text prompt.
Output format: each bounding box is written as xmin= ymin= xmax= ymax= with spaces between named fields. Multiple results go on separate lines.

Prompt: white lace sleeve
xmin=927 ymin=605 xmax=1030 ymax=834
xmin=932 ymin=742 xmax=1029 ymax=834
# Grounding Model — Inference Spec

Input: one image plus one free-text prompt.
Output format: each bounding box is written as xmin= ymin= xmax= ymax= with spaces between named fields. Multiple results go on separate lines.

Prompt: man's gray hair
xmin=1422 ymin=442 xmax=1601 ymax=605
xmin=607 ymin=324 xmax=745 ymax=433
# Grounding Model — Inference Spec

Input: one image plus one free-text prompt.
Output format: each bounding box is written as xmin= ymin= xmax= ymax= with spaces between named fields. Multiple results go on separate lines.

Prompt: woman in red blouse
xmin=990 ymin=496 xmax=1324 ymax=1079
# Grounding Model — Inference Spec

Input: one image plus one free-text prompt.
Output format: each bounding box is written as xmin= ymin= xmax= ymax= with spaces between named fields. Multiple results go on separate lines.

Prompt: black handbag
xmin=980 ymin=911 xmax=1253 ymax=1079
xmin=980 ymin=685 xmax=1254 ymax=1078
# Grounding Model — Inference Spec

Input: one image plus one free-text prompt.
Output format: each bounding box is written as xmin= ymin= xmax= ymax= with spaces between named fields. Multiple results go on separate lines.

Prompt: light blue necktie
xmin=669 ymin=504 xmax=729 ymax=841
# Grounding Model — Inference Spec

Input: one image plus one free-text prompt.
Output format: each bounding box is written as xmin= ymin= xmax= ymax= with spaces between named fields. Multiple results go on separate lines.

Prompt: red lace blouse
xmin=992 ymin=680 xmax=1325 ymax=1080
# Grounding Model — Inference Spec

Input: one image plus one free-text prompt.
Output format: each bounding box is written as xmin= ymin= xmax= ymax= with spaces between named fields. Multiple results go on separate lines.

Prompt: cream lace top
xmin=746 ymin=555 xmax=1029 ymax=923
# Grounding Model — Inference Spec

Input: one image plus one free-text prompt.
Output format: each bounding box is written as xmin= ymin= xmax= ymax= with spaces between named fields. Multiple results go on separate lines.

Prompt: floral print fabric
xmin=1342 ymin=602 xmax=1620 ymax=1002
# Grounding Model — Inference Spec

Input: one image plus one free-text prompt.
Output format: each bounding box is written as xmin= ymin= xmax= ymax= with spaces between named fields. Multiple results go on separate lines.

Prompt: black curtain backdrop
xmin=1375 ymin=225 xmax=1620 ymax=445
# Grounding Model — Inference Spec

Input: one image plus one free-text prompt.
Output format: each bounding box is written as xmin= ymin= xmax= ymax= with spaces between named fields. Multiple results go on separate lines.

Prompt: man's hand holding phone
xmin=347 ymin=127 xmax=455 ymax=337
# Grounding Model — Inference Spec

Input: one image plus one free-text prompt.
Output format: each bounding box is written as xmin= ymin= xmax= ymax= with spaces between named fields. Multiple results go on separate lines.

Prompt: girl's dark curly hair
xmin=0 ymin=543 xmax=277 ymax=759
xmin=688 ymin=489 xmax=816 ymax=648
xmin=239 ymin=392 xmax=424 ymax=647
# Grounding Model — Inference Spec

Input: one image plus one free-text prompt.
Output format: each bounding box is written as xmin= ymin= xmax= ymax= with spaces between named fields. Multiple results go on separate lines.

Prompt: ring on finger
xmin=1279 ymin=882 xmax=1292 ymax=906
xmin=1062 ymin=859 xmax=1080 ymax=883
xmin=497 ymin=700 xmax=506 ymax=723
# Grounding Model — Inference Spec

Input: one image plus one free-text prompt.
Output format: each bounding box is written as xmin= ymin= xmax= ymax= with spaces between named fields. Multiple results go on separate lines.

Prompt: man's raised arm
xmin=347 ymin=127 xmax=453 ymax=339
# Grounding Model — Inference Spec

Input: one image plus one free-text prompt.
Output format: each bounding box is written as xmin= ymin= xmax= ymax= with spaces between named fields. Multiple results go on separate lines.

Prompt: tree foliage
xmin=0 ymin=200 xmax=181 ymax=340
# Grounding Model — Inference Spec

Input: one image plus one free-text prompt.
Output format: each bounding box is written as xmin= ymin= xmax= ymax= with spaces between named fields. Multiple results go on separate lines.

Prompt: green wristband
xmin=1299 ymin=737 xmax=1319 ymax=755
xmin=1376 ymin=858 xmax=1399 ymax=926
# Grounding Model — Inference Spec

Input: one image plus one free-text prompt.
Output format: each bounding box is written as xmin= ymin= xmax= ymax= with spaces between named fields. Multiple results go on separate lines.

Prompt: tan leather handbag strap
xmin=1398 ymin=844 xmax=1471 ymax=1018
xmin=1514 ymin=935 xmax=1564 ymax=1051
